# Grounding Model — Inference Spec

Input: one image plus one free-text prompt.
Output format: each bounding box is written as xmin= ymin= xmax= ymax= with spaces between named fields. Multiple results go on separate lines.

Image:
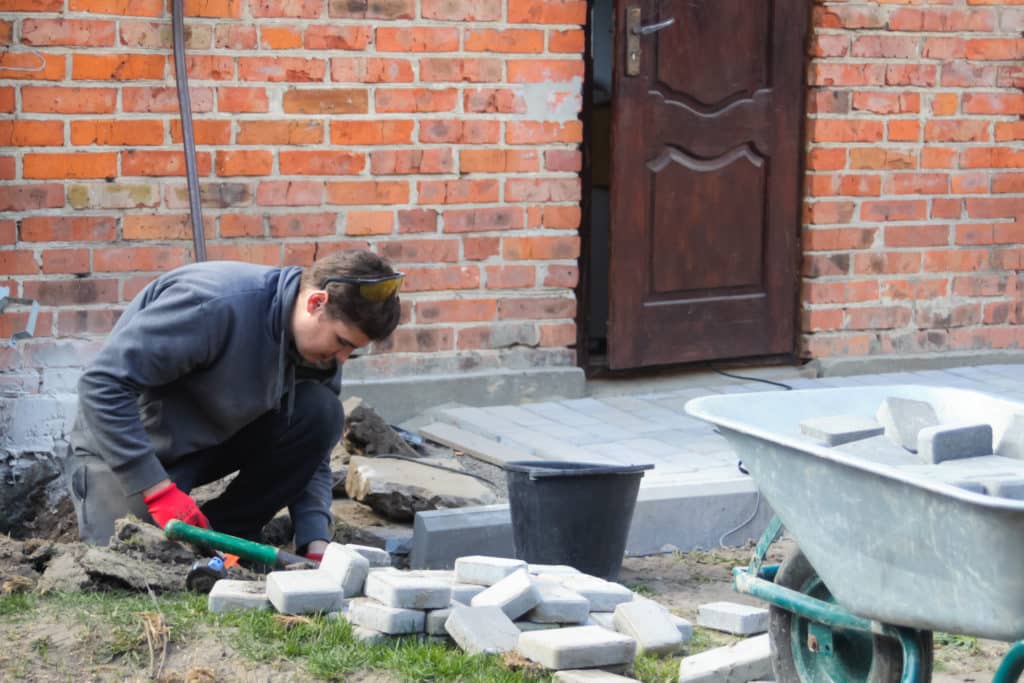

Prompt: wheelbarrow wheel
xmin=769 ymin=548 xmax=933 ymax=682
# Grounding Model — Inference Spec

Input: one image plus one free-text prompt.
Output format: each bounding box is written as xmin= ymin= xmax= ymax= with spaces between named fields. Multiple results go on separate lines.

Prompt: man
xmin=65 ymin=249 xmax=403 ymax=561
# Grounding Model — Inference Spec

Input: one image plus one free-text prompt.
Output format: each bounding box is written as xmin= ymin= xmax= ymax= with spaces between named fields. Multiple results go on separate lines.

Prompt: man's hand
xmin=143 ymin=481 xmax=210 ymax=529
xmin=303 ymin=539 xmax=329 ymax=563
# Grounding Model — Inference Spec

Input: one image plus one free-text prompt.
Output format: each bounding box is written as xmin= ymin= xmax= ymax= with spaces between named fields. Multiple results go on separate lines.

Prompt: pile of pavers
xmin=209 ymin=546 xmax=778 ymax=682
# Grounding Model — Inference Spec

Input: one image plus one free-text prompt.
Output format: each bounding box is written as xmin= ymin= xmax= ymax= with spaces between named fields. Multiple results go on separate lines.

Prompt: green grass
xmin=934 ymin=632 xmax=981 ymax=655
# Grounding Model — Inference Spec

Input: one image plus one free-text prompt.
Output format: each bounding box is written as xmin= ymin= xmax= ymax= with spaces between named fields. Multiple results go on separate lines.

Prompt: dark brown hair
xmin=301 ymin=249 xmax=401 ymax=341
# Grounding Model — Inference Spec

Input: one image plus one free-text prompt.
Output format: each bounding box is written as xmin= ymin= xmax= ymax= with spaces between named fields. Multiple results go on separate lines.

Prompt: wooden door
xmin=607 ymin=0 xmax=807 ymax=369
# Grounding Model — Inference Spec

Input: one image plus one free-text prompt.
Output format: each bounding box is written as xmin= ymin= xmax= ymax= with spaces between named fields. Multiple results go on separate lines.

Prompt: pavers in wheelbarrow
xmin=876 ymin=397 xmax=939 ymax=452
xmin=799 ymin=415 xmax=884 ymax=446
xmin=917 ymin=422 xmax=993 ymax=464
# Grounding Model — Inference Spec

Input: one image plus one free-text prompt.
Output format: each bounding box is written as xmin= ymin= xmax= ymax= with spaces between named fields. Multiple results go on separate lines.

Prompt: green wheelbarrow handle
xmin=165 ymin=519 xmax=317 ymax=570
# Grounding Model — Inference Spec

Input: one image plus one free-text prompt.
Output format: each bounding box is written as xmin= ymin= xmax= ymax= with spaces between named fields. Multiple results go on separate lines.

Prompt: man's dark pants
xmin=65 ymin=382 xmax=343 ymax=545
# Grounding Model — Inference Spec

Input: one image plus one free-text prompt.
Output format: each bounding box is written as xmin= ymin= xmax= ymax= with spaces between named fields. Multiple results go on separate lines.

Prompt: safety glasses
xmin=320 ymin=272 xmax=405 ymax=302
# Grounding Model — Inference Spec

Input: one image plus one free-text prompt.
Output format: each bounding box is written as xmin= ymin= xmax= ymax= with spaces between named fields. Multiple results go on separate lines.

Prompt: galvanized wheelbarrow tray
xmin=686 ymin=385 xmax=1024 ymax=682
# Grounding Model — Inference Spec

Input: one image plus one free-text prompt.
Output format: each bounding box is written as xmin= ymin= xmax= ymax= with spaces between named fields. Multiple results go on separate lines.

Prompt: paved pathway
xmin=421 ymin=364 xmax=1024 ymax=488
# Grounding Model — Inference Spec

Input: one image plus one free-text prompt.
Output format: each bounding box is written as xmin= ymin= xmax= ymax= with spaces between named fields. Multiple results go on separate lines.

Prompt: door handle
xmin=625 ymin=7 xmax=675 ymax=76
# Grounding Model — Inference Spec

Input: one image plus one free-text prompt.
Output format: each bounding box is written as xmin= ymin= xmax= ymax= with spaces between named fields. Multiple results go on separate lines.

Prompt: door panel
xmin=607 ymin=0 xmax=807 ymax=369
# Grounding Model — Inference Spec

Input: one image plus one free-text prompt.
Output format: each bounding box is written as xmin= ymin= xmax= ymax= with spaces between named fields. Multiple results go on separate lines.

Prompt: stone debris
xmin=918 ymin=422 xmax=993 ymax=464
xmin=343 ymin=396 xmax=420 ymax=458
xmin=345 ymin=454 xmax=497 ymax=522
xmin=208 ymin=579 xmax=270 ymax=613
xmin=678 ymin=633 xmax=771 ymax=682
xmin=697 ymin=601 xmax=769 ymax=636
xmin=876 ymin=397 xmax=939 ymax=452
xmin=444 ymin=604 xmax=520 ymax=654
xmin=799 ymin=415 xmax=884 ymax=446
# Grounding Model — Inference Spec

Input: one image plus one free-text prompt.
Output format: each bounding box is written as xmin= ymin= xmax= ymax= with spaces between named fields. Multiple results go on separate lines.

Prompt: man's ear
xmin=305 ymin=290 xmax=328 ymax=314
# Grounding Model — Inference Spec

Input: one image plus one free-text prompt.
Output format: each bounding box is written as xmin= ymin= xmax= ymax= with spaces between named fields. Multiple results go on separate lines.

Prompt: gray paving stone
xmin=525 ymin=582 xmax=589 ymax=624
xmin=996 ymin=413 xmax=1024 ymax=460
xmin=364 ymin=568 xmax=451 ymax=609
xmin=425 ymin=607 xmax=452 ymax=635
xmin=482 ymin=405 xmax=558 ymax=427
xmin=444 ymin=604 xmax=520 ymax=654
xmin=833 ymin=435 xmax=924 ymax=466
xmin=455 ymin=555 xmax=527 ymax=586
xmin=588 ymin=611 xmax=615 ymax=629
xmin=346 ymin=543 xmax=392 ymax=567
xmin=517 ymin=625 xmax=637 ymax=670
xmin=528 ymin=563 xmax=581 ymax=576
xmin=348 ymin=597 xmax=425 ymax=634
xmin=558 ymin=575 xmax=633 ymax=612
xmin=554 ymin=670 xmax=640 ymax=682
xmin=521 ymin=402 xmax=602 ymax=426
xmin=420 ymin=422 xmax=538 ymax=466
xmin=678 ymin=633 xmax=771 ymax=682
xmin=439 ymin=407 xmax=521 ymax=441
xmin=918 ymin=423 xmax=993 ymax=463
xmin=799 ymin=415 xmax=884 ymax=446
xmin=451 ymin=582 xmax=486 ymax=604
xmin=984 ymin=478 xmax=1024 ymax=500
xmin=266 ymin=570 xmax=345 ymax=615
xmin=516 ymin=620 xmax=561 ymax=631
xmin=876 ymin=397 xmax=939 ymax=452
xmin=410 ymin=504 xmax=515 ymax=570
xmin=208 ymin=580 xmax=270 ymax=613
xmin=613 ymin=599 xmax=683 ymax=656
xmin=320 ymin=542 xmax=370 ymax=597
xmin=697 ymin=602 xmax=768 ymax=635
xmin=471 ymin=568 xmax=541 ymax=620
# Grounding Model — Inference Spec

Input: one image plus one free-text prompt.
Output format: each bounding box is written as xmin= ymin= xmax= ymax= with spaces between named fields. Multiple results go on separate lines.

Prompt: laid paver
xmin=347 ymin=597 xmax=425 ymax=634
xmin=471 ymin=568 xmax=541 ymax=620
xmin=678 ymin=633 xmax=771 ymax=682
xmin=364 ymin=567 xmax=451 ymax=609
xmin=266 ymin=569 xmax=344 ymax=615
xmin=444 ymin=604 xmax=520 ymax=654
xmin=697 ymin=602 xmax=769 ymax=635
xmin=320 ymin=542 xmax=370 ymax=597
xmin=208 ymin=579 xmax=270 ymax=613
xmin=918 ymin=423 xmax=993 ymax=463
xmin=613 ymin=599 xmax=683 ymax=656
xmin=517 ymin=625 xmax=637 ymax=670
xmin=455 ymin=555 xmax=527 ymax=586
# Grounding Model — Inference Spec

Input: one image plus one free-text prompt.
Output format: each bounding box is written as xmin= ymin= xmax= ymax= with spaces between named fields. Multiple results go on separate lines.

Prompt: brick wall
xmin=0 ymin=0 xmax=584 ymax=392
xmin=802 ymin=1 xmax=1024 ymax=359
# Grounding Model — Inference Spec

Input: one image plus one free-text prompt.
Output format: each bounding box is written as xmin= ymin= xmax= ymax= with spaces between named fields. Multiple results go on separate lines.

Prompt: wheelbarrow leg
xmin=993 ymin=641 xmax=1024 ymax=683
xmin=894 ymin=627 xmax=924 ymax=683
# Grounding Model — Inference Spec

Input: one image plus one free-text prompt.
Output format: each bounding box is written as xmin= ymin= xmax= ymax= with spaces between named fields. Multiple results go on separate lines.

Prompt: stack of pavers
xmin=208 ymin=550 xmax=696 ymax=679
xmin=799 ymin=396 xmax=1024 ymax=497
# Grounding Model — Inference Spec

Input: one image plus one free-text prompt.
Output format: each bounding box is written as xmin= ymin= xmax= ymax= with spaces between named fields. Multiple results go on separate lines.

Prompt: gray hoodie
xmin=70 ymin=260 xmax=340 ymax=544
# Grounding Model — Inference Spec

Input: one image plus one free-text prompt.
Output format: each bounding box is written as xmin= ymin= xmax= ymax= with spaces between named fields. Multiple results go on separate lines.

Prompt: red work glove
xmin=305 ymin=552 xmax=324 ymax=563
xmin=143 ymin=482 xmax=210 ymax=529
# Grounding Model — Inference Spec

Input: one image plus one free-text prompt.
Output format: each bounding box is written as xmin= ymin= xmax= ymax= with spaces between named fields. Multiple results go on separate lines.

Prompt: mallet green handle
xmin=165 ymin=519 xmax=315 ymax=569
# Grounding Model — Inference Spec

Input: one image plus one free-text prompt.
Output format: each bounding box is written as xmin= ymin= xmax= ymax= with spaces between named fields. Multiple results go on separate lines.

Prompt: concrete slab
xmin=347 ymin=597 xmax=425 ymax=634
xmin=525 ymin=582 xmax=590 ymax=624
xmin=410 ymin=505 xmax=514 ymax=569
xmin=799 ymin=415 xmax=884 ymax=446
xmin=678 ymin=633 xmax=771 ymax=682
xmin=470 ymin=568 xmax=541 ymax=620
xmin=517 ymin=625 xmax=637 ymax=670
xmin=208 ymin=580 xmax=270 ymax=613
xmin=556 ymin=575 xmax=633 ymax=612
xmin=444 ymin=604 xmax=520 ymax=654
xmin=266 ymin=570 xmax=345 ymax=615
xmin=364 ymin=568 xmax=451 ymax=609
xmin=613 ymin=599 xmax=683 ymax=655
xmin=697 ymin=602 xmax=769 ymax=636
xmin=320 ymin=543 xmax=370 ymax=597
xmin=451 ymin=583 xmax=486 ymax=604
xmin=455 ymin=555 xmax=528 ymax=586
xmin=420 ymin=422 xmax=538 ymax=466
xmin=877 ymin=397 xmax=939 ymax=452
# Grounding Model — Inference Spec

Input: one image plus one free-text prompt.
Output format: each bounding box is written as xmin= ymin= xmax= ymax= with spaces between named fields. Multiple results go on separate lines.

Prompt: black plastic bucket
xmin=504 ymin=460 xmax=654 ymax=580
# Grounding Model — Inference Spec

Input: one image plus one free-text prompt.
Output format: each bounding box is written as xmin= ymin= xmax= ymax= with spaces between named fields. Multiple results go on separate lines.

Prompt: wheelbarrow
xmin=686 ymin=384 xmax=1024 ymax=682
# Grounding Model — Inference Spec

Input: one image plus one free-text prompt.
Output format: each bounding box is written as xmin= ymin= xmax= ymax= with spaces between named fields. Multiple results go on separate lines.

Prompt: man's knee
xmin=65 ymin=453 xmax=150 ymax=545
xmin=290 ymin=382 xmax=344 ymax=447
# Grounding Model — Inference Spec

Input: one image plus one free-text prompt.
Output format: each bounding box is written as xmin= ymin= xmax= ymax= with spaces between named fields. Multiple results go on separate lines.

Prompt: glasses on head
xmin=320 ymin=272 xmax=405 ymax=302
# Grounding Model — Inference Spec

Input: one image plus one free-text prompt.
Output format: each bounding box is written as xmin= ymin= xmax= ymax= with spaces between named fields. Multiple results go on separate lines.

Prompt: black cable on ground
xmin=711 ymin=367 xmax=793 ymax=390
xmin=172 ymin=0 xmax=207 ymax=263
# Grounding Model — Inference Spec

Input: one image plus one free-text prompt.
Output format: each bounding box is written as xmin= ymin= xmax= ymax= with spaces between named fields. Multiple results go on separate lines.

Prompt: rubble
xmin=343 ymin=397 xmax=420 ymax=458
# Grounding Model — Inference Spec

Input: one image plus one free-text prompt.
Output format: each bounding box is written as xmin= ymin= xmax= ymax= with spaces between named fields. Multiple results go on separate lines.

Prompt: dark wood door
xmin=607 ymin=0 xmax=807 ymax=369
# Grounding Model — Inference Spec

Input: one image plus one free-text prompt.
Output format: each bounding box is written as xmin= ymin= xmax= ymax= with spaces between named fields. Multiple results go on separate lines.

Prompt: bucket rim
xmin=504 ymin=460 xmax=655 ymax=478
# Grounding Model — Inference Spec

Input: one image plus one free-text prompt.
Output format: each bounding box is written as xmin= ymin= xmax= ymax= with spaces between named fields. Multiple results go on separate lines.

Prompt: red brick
xmin=846 ymin=306 xmax=912 ymax=331
xmin=122 ymin=150 xmax=212 ymax=177
xmin=403 ymin=266 xmax=480 ymax=291
xmin=953 ymin=275 xmax=1010 ymax=298
xmin=443 ymin=207 xmax=523 ymax=233
xmin=923 ymin=249 xmax=990 ymax=272
xmin=880 ymin=278 xmax=949 ymax=301
xmin=507 ymin=121 xmax=582 ymax=144
xmin=205 ymin=244 xmax=282 ymax=265
xmin=416 ymin=298 xmax=497 ymax=323
xmin=279 ymin=150 xmax=365 ymax=175
xmin=465 ymin=29 xmax=543 ymax=53
xmin=331 ymin=120 xmax=413 ymax=145
xmin=955 ymin=224 xmax=996 ymax=246
xmin=24 ymin=153 xmax=117 ymax=179
xmin=327 ymin=0 xmax=414 ymax=19
xmin=371 ymin=149 xmax=454 ymax=174
xmin=0 ymin=184 xmax=64 ymax=211
xmin=810 ymin=119 xmax=884 ymax=143
xmin=924 ymin=119 xmax=991 ymax=142
xmin=282 ymin=88 xmax=369 ymax=113
xmin=542 ymin=264 xmax=578 ymax=288
xmin=238 ymin=57 xmax=325 ymax=82
xmin=331 ymin=57 xmax=414 ymax=83
xmin=217 ymin=24 xmax=257 ymax=48
xmin=422 ymin=0 xmax=500 ymax=20
xmin=884 ymin=225 xmax=950 ymax=248
xmin=885 ymin=173 xmax=949 ymax=195
xmin=0 ymin=52 xmax=65 ymax=81
xmin=305 ymin=25 xmax=371 ymax=49
xmin=464 ymin=236 xmax=499 ymax=260
xmin=345 ymin=210 xmax=393 ymax=235
xmin=508 ymin=60 xmax=583 ymax=83
xmin=803 ymin=227 xmax=877 ymax=251
xmin=0 ymin=87 xmax=12 ymax=113
xmin=22 ymin=18 xmax=115 ymax=47
xmin=218 ymin=87 xmax=270 ymax=112
xmin=465 ymin=88 xmax=527 ymax=114
xmin=183 ymin=0 xmax=243 ymax=17
xmin=326 ymin=181 xmax=409 ymax=205
xmin=375 ymin=88 xmax=458 ymax=113
xmin=122 ymin=214 xmax=190 ymax=240
xmin=509 ymin=0 xmax=586 ymax=24
xmin=268 ymin=213 xmax=337 ymax=238
xmin=419 ymin=179 xmax=499 ymax=204
xmin=498 ymin=296 xmax=575 ymax=319
xmin=56 ymin=309 xmax=119 ymax=336
xmin=805 ymin=281 xmax=879 ymax=305
xmin=505 ymin=178 xmax=580 ymax=202
xmin=1 ymin=312 xmax=53 ymax=340
xmin=123 ymin=86 xmax=213 ymax=112
xmin=420 ymin=58 xmax=502 ymax=83
xmin=70 ymin=119 xmax=163 ymax=146
xmin=379 ymin=238 xmax=459 ymax=263
xmin=853 ymin=252 xmax=922 ymax=275
xmin=23 ymin=278 xmax=118 ymax=305
xmin=0 ymin=120 xmax=64 ymax=146
xmin=20 ymin=216 xmax=116 ymax=242
xmin=376 ymin=27 xmax=459 ymax=51
xmin=41 ymin=248 xmax=90 ymax=274
xmin=483 ymin=264 xmax=535 ymax=289
xmin=849 ymin=148 xmax=917 ymax=170
xmin=419 ymin=119 xmax=500 ymax=144
xmin=72 ymin=53 xmax=164 ymax=80
xmin=802 ymin=254 xmax=850 ymax=278
xmin=220 ymin=214 xmax=264 ymax=238
xmin=0 ymin=251 xmax=40 ymax=275
xmin=502 ymin=235 xmax=579 ymax=260
xmin=256 ymin=181 xmax=324 ymax=206
xmin=377 ymin=327 xmax=454 ymax=353
xmin=252 ymin=0 xmax=323 ymax=18
xmin=541 ymin=205 xmax=580 ymax=229
xmin=461 ymin=149 xmax=540 ymax=173
xmin=397 ymin=209 xmax=437 ymax=233
xmin=860 ymin=200 xmax=928 ymax=222
xmin=545 ymin=150 xmax=581 ymax=172
xmin=169 ymin=119 xmax=232 ymax=145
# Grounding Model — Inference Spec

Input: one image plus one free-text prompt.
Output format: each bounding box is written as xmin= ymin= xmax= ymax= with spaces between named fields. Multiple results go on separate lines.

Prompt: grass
xmin=935 ymin=632 xmax=981 ymax=655
xmin=0 ymin=589 xmax=725 ymax=682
